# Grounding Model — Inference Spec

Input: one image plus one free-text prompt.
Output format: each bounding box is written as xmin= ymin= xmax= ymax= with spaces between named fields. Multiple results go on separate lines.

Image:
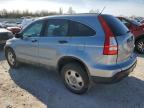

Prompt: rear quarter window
xmin=102 ymin=15 xmax=129 ymax=36
xmin=68 ymin=21 xmax=96 ymax=37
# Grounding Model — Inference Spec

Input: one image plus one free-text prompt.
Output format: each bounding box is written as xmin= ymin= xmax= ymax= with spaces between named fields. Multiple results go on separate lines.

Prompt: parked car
xmin=134 ymin=17 xmax=142 ymax=23
xmin=20 ymin=18 xmax=35 ymax=29
xmin=7 ymin=26 xmax=21 ymax=34
xmin=117 ymin=17 xmax=144 ymax=54
xmin=0 ymin=23 xmax=3 ymax=28
xmin=140 ymin=20 xmax=144 ymax=24
xmin=4 ymin=14 xmax=137 ymax=94
xmin=1 ymin=21 xmax=18 ymax=28
xmin=0 ymin=28 xmax=13 ymax=46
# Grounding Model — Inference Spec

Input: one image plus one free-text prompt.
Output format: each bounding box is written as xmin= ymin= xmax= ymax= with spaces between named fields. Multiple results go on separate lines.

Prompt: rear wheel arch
xmin=57 ymin=56 xmax=90 ymax=78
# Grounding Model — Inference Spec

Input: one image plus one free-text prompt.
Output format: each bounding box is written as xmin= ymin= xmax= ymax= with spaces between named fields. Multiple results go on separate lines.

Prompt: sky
xmin=0 ymin=0 xmax=144 ymax=17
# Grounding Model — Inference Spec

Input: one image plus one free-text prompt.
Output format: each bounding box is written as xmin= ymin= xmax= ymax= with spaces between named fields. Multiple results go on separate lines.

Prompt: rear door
xmin=38 ymin=19 xmax=70 ymax=67
xmin=67 ymin=20 xmax=96 ymax=56
xmin=103 ymin=15 xmax=135 ymax=63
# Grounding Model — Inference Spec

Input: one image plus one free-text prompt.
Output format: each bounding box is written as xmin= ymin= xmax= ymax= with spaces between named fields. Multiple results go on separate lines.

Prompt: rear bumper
xmin=89 ymin=53 xmax=137 ymax=77
xmin=92 ymin=60 xmax=137 ymax=83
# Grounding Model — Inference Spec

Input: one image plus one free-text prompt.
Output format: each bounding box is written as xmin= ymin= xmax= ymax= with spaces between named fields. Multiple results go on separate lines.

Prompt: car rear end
xmin=88 ymin=15 xmax=137 ymax=83
xmin=0 ymin=28 xmax=13 ymax=45
xmin=7 ymin=27 xmax=21 ymax=34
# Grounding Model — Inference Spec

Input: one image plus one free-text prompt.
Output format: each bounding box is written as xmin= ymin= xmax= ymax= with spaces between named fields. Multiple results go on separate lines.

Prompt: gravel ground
xmin=0 ymin=48 xmax=144 ymax=108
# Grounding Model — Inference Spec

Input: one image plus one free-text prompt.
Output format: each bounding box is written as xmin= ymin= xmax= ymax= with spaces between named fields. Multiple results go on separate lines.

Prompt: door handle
xmin=58 ymin=40 xmax=68 ymax=44
xmin=31 ymin=39 xmax=37 ymax=43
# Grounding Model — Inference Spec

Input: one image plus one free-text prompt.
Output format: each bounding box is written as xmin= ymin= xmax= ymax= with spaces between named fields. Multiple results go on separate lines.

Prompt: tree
xmin=0 ymin=9 xmax=59 ymax=18
xmin=1 ymin=9 xmax=8 ymax=17
xmin=59 ymin=8 xmax=63 ymax=15
xmin=89 ymin=9 xmax=99 ymax=13
xmin=67 ymin=7 xmax=76 ymax=14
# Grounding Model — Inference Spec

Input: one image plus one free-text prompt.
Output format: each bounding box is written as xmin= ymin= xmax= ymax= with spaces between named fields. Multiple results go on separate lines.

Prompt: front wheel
xmin=5 ymin=48 xmax=19 ymax=68
xmin=61 ymin=63 xmax=89 ymax=94
xmin=135 ymin=38 xmax=144 ymax=54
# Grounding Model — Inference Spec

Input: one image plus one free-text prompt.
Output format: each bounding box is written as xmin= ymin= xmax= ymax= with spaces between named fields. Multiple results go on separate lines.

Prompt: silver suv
xmin=5 ymin=14 xmax=137 ymax=94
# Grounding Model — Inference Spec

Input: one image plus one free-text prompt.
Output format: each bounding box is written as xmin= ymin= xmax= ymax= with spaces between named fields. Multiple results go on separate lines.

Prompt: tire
xmin=61 ymin=63 xmax=89 ymax=94
xmin=135 ymin=38 xmax=144 ymax=54
xmin=5 ymin=48 xmax=19 ymax=68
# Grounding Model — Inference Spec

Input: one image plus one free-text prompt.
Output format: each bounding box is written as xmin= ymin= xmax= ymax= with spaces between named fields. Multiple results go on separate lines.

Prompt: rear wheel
xmin=135 ymin=38 xmax=144 ymax=54
xmin=5 ymin=48 xmax=19 ymax=68
xmin=61 ymin=63 xmax=89 ymax=94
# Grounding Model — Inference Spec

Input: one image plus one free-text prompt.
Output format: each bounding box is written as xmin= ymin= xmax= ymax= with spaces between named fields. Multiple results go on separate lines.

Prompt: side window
xmin=121 ymin=19 xmax=130 ymax=27
xmin=69 ymin=21 xmax=96 ymax=37
xmin=45 ymin=19 xmax=68 ymax=37
xmin=121 ymin=19 xmax=129 ymax=24
xmin=23 ymin=21 xmax=43 ymax=37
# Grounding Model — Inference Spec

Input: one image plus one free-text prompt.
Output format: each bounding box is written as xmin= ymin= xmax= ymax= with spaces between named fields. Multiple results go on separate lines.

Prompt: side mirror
xmin=15 ymin=33 xmax=23 ymax=38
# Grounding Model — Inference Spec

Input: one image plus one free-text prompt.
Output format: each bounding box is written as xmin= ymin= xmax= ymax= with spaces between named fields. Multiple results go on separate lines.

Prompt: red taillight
xmin=98 ymin=16 xmax=118 ymax=55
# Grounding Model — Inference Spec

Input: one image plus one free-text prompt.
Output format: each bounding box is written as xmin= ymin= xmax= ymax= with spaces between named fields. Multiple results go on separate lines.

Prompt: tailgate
xmin=115 ymin=33 xmax=135 ymax=62
xmin=102 ymin=15 xmax=135 ymax=63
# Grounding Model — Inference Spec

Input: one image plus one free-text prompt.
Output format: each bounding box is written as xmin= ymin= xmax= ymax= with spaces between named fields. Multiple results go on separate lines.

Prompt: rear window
xmin=102 ymin=15 xmax=129 ymax=36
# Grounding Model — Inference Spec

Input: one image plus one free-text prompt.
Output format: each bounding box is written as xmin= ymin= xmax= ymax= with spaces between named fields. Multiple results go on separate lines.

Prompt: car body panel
xmin=38 ymin=36 xmax=71 ymax=68
xmin=15 ymin=37 xmax=39 ymax=63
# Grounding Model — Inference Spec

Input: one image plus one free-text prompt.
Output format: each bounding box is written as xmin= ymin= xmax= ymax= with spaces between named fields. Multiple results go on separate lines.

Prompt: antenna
xmin=99 ymin=6 xmax=106 ymax=15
